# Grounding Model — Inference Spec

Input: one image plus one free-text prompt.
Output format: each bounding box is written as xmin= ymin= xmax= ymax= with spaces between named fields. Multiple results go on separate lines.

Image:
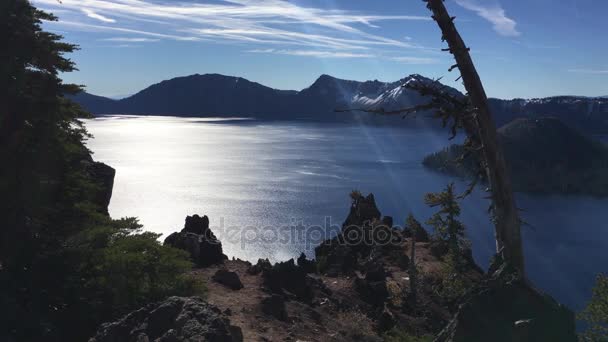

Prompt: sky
xmin=33 ymin=0 xmax=607 ymax=99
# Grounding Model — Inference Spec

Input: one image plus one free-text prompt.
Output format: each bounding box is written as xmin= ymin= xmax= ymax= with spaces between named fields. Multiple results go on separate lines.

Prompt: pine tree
xmin=424 ymin=183 xmax=466 ymax=261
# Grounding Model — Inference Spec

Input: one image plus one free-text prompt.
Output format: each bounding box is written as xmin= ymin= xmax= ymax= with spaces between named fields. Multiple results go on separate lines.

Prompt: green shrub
xmin=578 ymin=274 xmax=608 ymax=341
xmin=383 ymin=327 xmax=433 ymax=342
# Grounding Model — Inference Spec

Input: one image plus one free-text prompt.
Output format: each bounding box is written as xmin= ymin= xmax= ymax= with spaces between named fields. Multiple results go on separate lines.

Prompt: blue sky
xmin=34 ymin=0 xmax=607 ymax=99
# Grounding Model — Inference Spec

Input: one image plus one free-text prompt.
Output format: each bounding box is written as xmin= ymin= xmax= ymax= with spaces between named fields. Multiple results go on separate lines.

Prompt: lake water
xmin=85 ymin=115 xmax=608 ymax=315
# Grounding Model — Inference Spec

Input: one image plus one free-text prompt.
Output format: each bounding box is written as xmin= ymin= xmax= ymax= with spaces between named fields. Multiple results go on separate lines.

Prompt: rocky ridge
xmin=91 ymin=193 xmax=576 ymax=341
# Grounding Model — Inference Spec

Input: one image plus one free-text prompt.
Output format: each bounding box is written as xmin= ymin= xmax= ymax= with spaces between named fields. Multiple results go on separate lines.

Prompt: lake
xmin=85 ymin=115 xmax=608 ymax=315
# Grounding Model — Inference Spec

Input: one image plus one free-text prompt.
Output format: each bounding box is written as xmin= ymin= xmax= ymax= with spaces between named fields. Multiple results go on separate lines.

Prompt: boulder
xmin=434 ymin=265 xmax=576 ymax=342
xmin=212 ymin=269 xmax=244 ymax=290
xmin=164 ymin=215 xmax=227 ymax=267
xmin=89 ymin=296 xmax=243 ymax=342
xmin=261 ymin=294 xmax=288 ymax=321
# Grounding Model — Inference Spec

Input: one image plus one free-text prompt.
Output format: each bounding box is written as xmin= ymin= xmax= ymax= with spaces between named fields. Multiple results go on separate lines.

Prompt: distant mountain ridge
xmin=70 ymin=73 xmax=608 ymax=131
xmin=69 ymin=73 xmax=453 ymax=125
xmin=488 ymin=96 xmax=608 ymax=133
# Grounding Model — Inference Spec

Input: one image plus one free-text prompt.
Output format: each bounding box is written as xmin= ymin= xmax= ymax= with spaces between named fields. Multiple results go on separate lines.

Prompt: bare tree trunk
xmin=424 ymin=0 xmax=525 ymax=274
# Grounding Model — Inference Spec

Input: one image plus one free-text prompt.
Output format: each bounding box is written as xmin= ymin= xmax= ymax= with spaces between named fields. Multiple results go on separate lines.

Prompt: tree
xmin=579 ymin=274 xmax=608 ymax=341
xmin=0 ymin=2 xmax=200 ymax=340
xmin=425 ymin=184 xmax=465 ymax=260
xmin=422 ymin=0 xmax=524 ymax=274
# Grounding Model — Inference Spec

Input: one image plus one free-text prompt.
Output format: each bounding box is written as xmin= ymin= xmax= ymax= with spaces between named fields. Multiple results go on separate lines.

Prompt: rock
xmin=262 ymin=259 xmax=313 ymax=302
xmin=212 ymin=269 xmax=244 ymax=290
xmin=164 ymin=215 xmax=227 ymax=267
xmin=434 ymin=265 xmax=576 ymax=342
xmin=343 ymin=193 xmax=381 ymax=228
xmin=429 ymin=239 xmax=448 ymax=258
xmin=184 ymin=214 xmax=210 ymax=235
xmin=261 ymin=294 xmax=288 ymax=321
xmin=315 ymin=238 xmax=357 ymax=276
xmin=296 ymin=252 xmax=316 ymax=273
xmin=355 ymin=263 xmax=391 ymax=306
xmin=381 ymin=216 xmax=393 ymax=228
xmin=85 ymin=161 xmax=115 ymax=214
xmin=247 ymin=258 xmax=272 ymax=275
xmin=378 ymin=305 xmax=396 ymax=332
xmin=403 ymin=223 xmax=430 ymax=243
xmin=89 ymin=296 xmax=243 ymax=342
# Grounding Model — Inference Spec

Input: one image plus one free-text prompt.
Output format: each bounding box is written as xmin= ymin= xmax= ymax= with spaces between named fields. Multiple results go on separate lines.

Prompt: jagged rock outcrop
xmin=315 ymin=192 xmax=404 ymax=276
xmin=84 ymin=159 xmax=115 ymax=214
xmin=247 ymin=258 xmax=271 ymax=275
xmin=89 ymin=296 xmax=243 ymax=342
xmin=434 ymin=265 xmax=576 ymax=342
xmin=164 ymin=214 xmax=227 ymax=267
xmin=262 ymin=258 xmax=322 ymax=303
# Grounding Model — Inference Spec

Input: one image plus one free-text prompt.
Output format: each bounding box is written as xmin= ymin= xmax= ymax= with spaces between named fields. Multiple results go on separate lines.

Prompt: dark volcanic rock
xmin=213 ymin=269 xmax=244 ymax=290
xmin=184 ymin=214 xmax=210 ymax=235
xmin=261 ymin=294 xmax=288 ymax=321
xmin=247 ymin=258 xmax=272 ymax=275
xmin=262 ymin=259 xmax=313 ymax=302
xmin=164 ymin=215 xmax=227 ymax=267
xmin=316 ymin=192 xmax=400 ymax=276
xmin=435 ymin=265 xmax=576 ymax=342
xmin=355 ymin=264 xmax=390 ymax=306
xmin=403 ymin=222 xmax=430 ymax=243
xmin=85 ymin=161 xmax=115 ymax=214
xmin=297 ymin=252 xmax=316 ymax=273
xmin=343 ymin=193 xmax=381 ymax=228
xmin=89 ymin=296 xmax=243 ymax=342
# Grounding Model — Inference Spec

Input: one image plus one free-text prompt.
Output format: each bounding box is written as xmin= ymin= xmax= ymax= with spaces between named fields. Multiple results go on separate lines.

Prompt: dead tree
xmin=424 ymin=0 xmax=524 ymax=274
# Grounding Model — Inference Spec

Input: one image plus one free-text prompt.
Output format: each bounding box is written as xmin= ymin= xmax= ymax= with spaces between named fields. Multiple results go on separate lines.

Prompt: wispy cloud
xmin=82 ymin=8 xmax=116 ymax=23
xmin=248 ymin=49 xmax=442 ymax=64
xmin=390 ymin=56 xmax=440 ymax=64
xmin=568 ymin=68 xmax=608 ymax=75
xmin=101 ymin=37 xmax=160 ymax=42
xmin=454 ymin=0 xmax=520 ymax=37
xmin=248 ymin=49 xmax=374 ymax=58
xmin=34 ymin=0 xmax=435 ymax=56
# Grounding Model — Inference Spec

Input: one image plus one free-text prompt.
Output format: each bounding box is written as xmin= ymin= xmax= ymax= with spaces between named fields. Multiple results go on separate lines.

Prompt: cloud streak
xmin=35 ymin=0 xmax=434 ymax=54
xmin=101 ymin=37 xmax=160 ymax=42
xmin=82 ymin=8 xmax=116 ymax=23
xmin=568 ymin=68 xmax=608 ymax=75
xmin=248 ymin=49 xmax=374 ymax=59
xmin=454 ymin=0 xmax=520 ymax=37
xmin=248 ymin=49 xmax=442 ymax=64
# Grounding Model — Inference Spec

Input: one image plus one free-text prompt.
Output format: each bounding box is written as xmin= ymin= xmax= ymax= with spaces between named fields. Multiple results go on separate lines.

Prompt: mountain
xmin=489 ymin=96 xmax=608 ymax=133
xmin=69 ymin=73 xmax=452 ymax=124
xmin=71 ymin=73 xmax=608 ymax=131
xmin=423 ymin=117 xmax=608 ymax=196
